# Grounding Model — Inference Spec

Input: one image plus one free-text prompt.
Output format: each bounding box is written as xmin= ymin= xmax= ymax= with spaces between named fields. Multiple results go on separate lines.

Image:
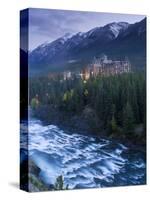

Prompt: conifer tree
xmin=123 ymin=102 xmax=135 ymax=134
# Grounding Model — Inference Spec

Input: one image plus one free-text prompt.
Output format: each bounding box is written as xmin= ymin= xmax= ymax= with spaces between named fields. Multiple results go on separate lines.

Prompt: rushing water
xmin=20 ymin=118 xmax=146 ymax=189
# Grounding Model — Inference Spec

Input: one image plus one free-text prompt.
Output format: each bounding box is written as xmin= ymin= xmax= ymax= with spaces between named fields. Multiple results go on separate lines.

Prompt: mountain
xmin=29 ymin=18 xmax=146 ymax=74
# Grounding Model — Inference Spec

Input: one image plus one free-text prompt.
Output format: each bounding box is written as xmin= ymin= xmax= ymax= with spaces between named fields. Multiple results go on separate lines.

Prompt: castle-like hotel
xmin=49 ymin=55 xmax=131 ymax=81
xmin=80 ymin=55 xmax=131 ymax=80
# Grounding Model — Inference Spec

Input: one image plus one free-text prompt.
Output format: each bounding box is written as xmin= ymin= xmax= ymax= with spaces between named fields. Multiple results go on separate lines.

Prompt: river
xmin=20 ymin=118 xmax=146 ymax=189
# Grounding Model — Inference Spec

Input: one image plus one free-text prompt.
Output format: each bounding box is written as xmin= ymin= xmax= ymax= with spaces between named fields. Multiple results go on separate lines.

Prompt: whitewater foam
xmin=21 ymin=118 xmax=146 ymax=189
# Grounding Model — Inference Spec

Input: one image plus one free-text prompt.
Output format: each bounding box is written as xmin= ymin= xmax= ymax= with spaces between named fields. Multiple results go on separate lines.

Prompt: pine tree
xmin=109 ymin=104 xmax=118 ymax=134
xmin=54 ymin=175 xmax=64 ymax=190
xmin=123 ymin=102 xmax=135 ymax=135
xmin=110 ymin=115 xmax=118 ymax=133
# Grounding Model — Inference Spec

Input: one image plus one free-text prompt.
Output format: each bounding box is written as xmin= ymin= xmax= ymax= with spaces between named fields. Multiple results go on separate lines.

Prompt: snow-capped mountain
xmin=29 ymin=18 xmax=146 ymax=74
xmin=105 ymin=22 xmax=129 ymax=38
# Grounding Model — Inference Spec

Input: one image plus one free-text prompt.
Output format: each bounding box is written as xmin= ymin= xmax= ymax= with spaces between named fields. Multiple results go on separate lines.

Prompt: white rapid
xmin=21 ymin=118 xmax=146 ymax=189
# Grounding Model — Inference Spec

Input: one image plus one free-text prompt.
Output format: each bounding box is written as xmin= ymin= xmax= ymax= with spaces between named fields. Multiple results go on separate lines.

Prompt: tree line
xmin=29 ymin=72 xmax=146 ymax=141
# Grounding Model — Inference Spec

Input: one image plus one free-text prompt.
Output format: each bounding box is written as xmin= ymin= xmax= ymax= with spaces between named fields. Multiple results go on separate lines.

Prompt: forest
xmin=29 ymin=72 xmax=146 ymax=143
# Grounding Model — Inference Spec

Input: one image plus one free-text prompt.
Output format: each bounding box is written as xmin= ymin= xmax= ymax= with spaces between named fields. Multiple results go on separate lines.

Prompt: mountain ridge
xmin=29 ymin=18 xmax=146 ymax=74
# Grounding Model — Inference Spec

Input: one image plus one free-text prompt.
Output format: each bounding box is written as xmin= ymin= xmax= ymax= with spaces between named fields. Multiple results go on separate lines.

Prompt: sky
xmin=27 ymin=8 xmax=145 ymax=50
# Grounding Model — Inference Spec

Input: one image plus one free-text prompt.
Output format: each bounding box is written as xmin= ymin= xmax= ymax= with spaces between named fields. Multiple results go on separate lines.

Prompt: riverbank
xmin=20 ymin=150 xmax=68 ymax=192
xmin=31 ymin=105 xmax=146 ymax=150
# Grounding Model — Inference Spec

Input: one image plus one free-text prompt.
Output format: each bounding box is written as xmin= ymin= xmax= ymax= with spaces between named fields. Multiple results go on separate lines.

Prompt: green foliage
xmin=29 ymin=174 xmax=48 ymax=191
xmin=84 ymin=89 xmax=88 ymax=96
xmin=54 ymin=175 xmax=68 ymax=190
xmin=110 ymin=115 xmax=118 ymax=133
xmin=29 ymin=72 xmax=146 ymax=139
xmin=63 ymin=91 xmax=69 ymax=102
xmin=123 ymin=102 xmax=135 ymax=135
xmin=31 ymin=97 xmax=39 ymax=109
